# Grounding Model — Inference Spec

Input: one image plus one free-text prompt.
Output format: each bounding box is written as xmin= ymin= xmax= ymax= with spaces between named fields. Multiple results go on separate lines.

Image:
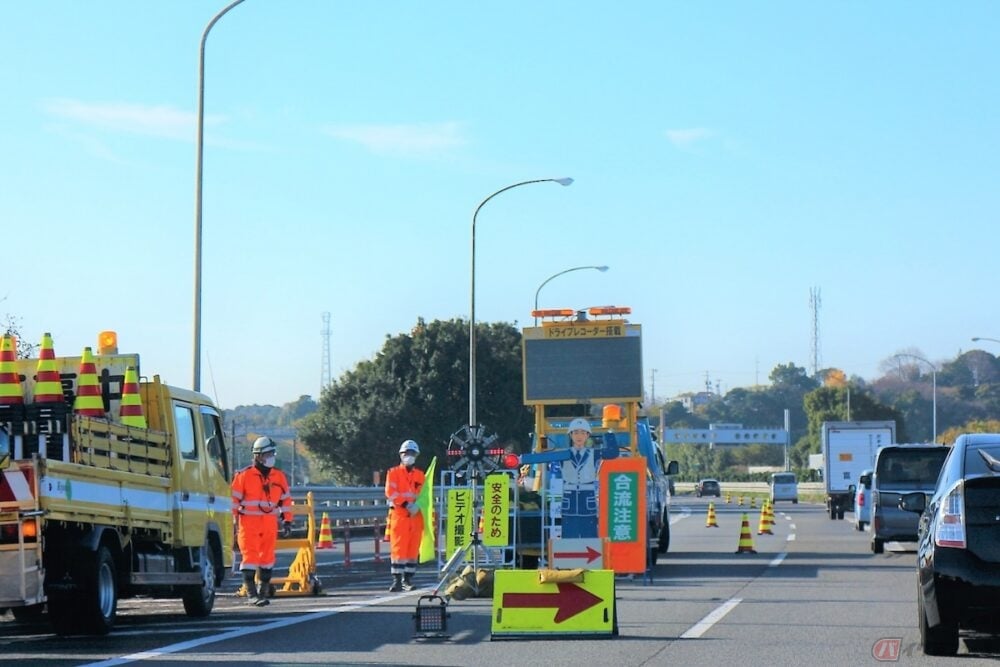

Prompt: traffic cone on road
xmin=750 ymin=496 xmax=757 ymax=509
xmin=757 ymin=503 xmax=773 ymax=535
xmin=725 ymin=492 xmax=731 ymax=504
xmin=316 ymin=512 xmax=334 ymax=549
xmin=119 ymin=366 xmax=147 ymax=428
xmin=735 ymin=513 xmax=757 ymax=554
xmin=73 ymin=347 xmax=105 ymax=418
xmin=32 ymin=333 xmax=64 ymax=404
xmin=705 ymin=502 xmax=719 ymax=528
xmin=737 ymin=495 xmax=744 ymax=506
xmin=0 ymin=334 xmax=24 ymax=405
xmin=383 ymin=508 xmax=392 ymax=542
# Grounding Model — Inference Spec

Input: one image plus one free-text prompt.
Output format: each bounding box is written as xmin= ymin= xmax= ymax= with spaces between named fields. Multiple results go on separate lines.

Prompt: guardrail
xmin=292 ymin=486 xmax=388 ymax=525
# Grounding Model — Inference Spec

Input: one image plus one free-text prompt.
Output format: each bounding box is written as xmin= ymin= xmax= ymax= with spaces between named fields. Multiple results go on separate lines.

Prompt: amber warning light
xmin=97 ymin=331 xmax=118 ymax=355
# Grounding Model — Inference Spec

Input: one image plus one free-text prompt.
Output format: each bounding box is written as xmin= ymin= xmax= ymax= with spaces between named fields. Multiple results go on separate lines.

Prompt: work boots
xmin=389 ymin=574 xmax=403 ymax=592
xmin=243 ymin=569 xmax=270 ymax=607
xmin=402 ymin=573 xmax=415 ymax=592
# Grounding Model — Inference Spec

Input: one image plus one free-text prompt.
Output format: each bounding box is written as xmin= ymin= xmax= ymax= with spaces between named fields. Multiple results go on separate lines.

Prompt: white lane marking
xmin=669 ymin=506 xmax=692 ymax=524
xmin=680 ymin=597 xmax=742 ymax=639
xmin=769 ymin=552 xmax=786 ymax=567
xmin=787 ymin=534 xmax=796 ymax=541
xmin=79 ymin=593 xmax=416 ymax=667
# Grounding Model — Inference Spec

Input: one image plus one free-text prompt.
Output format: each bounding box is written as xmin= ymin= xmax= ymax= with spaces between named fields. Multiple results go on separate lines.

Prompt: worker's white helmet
xmin=567 ymin=418 xmax=592 ymax=434
xmin=252 ymin=436 xmax=277 ymax=456
xmin=399 ymin=439 xmax=420 ymax=455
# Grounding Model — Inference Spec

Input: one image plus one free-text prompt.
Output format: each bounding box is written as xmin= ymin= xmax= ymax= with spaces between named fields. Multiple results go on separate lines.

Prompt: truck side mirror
xmin=665 ymin=460 xmax=679 ymax=476
xmin=899 ymin=491 xmax=926 ymax=514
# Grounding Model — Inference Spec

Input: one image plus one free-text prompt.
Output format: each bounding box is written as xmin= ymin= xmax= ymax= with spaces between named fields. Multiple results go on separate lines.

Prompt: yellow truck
xmin=0 ymin=332 xmax=232 ymax=635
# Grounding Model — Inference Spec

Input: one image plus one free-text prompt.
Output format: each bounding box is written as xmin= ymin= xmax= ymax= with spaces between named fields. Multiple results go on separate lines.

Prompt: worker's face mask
xmin=262 ymin=455 xmax=276 ymax=468
xmin=401 ymin=454 xmax=416 ymax=467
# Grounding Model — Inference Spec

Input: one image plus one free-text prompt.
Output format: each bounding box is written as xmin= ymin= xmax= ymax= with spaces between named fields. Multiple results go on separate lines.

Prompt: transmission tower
xmin=809 ymin=287 xmax=822 ymax=376
xmin=320 ymin=311 xmax=332 ymax=392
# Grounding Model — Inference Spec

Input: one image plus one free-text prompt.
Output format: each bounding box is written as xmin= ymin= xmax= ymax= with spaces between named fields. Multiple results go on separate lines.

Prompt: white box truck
xmin=821 ymin=421 xmax=896 ymax=520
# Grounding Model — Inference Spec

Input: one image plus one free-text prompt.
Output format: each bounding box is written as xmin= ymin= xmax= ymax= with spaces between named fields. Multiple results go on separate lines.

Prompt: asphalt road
xmin=3 ymin=497 xmax=999 ymax=665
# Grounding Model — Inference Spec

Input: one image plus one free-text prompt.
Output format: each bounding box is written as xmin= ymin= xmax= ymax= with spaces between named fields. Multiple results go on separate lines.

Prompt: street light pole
xmin=193 ymin=0 xmax=247 ymax=392
xmin=894 ymin=353 xmax=938 ymax=443
xmin=469 ymin=177 xmax=573 ymax=428
xmin=533 ymin=265 xmax=609 ymax=326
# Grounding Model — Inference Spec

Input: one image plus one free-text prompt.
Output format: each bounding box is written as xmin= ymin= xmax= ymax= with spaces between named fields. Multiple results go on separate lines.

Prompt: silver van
xmin=870 ymin=443 xmax=948 ymax=554
xmin=770 ymin=472 xmax=798 ymax=503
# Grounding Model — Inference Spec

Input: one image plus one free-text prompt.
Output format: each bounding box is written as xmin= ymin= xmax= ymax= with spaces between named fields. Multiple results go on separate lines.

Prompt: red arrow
xmin=552 ymin=545 xmax=602 ymax=564
xmin=503 ymin=583 xmax=603 ymax=623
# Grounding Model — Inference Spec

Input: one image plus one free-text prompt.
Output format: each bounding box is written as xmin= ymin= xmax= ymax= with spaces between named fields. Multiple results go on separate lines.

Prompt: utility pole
xmin=320 ymin=312 xmax=332 ymax=394
xmin=810 ymin=287 xmax=822 ymax=376
xmin=650 ymin=368 xmax=657 ymax=404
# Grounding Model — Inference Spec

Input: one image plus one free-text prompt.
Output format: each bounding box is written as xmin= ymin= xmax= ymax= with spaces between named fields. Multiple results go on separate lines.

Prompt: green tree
xmin=298 ymin=318 xmax=531 ymax=484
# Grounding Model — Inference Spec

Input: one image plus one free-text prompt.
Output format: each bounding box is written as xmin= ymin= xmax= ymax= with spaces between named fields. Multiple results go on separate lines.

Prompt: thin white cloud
xmin=41 ymin=98 xmax=222 ymax=141
xmin=322 ymin=122 xmax=466 ymax=157
xmin=665 ymin=127 xmax=714 ymax=148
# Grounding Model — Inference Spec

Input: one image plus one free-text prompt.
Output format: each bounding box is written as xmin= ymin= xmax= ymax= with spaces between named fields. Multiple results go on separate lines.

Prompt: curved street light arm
xmin=533 ymin=265 xmax=609 ymax=325
xmin=469 ymin=177 xmax=573 ymax=427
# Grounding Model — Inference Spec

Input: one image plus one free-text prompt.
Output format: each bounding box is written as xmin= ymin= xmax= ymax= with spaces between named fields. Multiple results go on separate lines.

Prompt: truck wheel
xmin=657 ymin=518 xmax=670 ymax=554
xmin=837 ymin=510 xmax=845 ymax=520
xmin=79 ymin=546 xmax=117 ymax=635
xmin=829 ymin=506 xmax=837 ymax=520
xmin=183 ymin=542 xmax=218 ymax=618
xmin=871 ymin=538 xmax=884 ymax=554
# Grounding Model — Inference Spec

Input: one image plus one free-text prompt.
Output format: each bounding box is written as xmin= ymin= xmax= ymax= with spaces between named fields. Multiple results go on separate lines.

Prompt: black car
xmin=901 ymin=433 xmax=1000 ymax=656
xmin=696 ymin=479 xmax=721 ymax=497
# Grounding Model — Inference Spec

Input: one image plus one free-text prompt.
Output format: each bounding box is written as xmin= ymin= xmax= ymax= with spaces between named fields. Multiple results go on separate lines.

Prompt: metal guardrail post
xmin=343 ymin=524 xmax=352 ymax=568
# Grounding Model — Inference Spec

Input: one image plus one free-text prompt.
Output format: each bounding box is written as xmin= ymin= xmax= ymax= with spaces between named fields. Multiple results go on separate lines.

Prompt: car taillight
xmin=934 ymin=482 xmax=966 ymax=549
xmin=858 ymin=493 xmax=865 ymax=507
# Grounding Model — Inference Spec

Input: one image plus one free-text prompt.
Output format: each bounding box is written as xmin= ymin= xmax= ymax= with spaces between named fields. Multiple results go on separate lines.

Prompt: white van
xmin=770 ymin=472 xmax=798 ymax=503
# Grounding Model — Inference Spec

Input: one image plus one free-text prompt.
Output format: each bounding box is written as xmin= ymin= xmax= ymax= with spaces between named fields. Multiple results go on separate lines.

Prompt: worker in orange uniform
xmin=231 ymin=437 xmax=293 ymax=606
xmin=384 ymin=439 xmax=426 ymax=592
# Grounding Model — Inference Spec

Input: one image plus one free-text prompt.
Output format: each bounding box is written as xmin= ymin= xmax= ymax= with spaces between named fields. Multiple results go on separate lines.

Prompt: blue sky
xmin=2 ymin=2 xmax=997 ymax=409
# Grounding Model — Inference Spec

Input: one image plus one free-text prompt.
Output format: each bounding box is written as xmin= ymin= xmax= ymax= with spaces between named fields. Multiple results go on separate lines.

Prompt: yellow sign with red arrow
xmin=491 ymin=569 xmax=616 ymax=638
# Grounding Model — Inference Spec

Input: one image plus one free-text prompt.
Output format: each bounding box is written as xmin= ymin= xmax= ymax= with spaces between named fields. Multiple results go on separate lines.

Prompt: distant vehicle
xmin=770 ymin=472 xmax=798 ymax=504
xmin=854 ymin=469 xmax=873 ymax=531
xmin=901 ymin=433 xmax=1000 ymax=656
xmin=870 ymin=443 xmax=948 ymax=554
xmin=821 ymin=421 xmax=896 ymax=520
xmin=696 ymin=479 xmax=721 ymax=497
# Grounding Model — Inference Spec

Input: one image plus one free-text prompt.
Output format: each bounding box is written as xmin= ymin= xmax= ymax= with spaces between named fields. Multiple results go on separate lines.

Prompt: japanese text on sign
xmin=607 ymin=472 xmax=638 ymax=542
xmin=482 ymin=474 xmax=510 ymax=547
xmin=446 ymin=488 xmax=472 ymax=557
xmin=544 ymin=324 xmax=625 ymax=339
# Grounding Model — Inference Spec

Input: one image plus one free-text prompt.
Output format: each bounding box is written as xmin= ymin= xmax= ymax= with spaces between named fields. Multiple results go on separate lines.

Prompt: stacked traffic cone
xmin=735 ymin=513 xmax=757 ymax=554
xmin=0 ymin=334 xmax=24 ymax=405
xmin=725 ymin=492 xmax=731 ymax=504
xmin=119 ymin=366 xmax=147 ymax=428
xmin=316 ymin=512 xmax=334 ymax=549
xmin=757 ymin=501 xmax=773 ymax=535
xmin=705 ymin=502 xmax=719 ymax=528
xmin=73 ymin=347 xmax=105 ymax=418
xmin=32 ymin=333 xmax=64 ymax=403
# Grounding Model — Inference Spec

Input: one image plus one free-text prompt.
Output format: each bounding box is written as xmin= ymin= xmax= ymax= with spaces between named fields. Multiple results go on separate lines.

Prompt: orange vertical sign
xmin=598 ymin=456 xmax=647 ymax=574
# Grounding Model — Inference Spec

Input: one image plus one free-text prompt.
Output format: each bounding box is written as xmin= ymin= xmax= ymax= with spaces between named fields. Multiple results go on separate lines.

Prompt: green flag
xmin=416 ymin=456 xmax=437 ymax=563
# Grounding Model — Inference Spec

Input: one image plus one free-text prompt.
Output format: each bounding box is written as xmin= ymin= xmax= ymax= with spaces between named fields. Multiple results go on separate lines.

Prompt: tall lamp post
xmin=894 ymin=353 xmax=938 ymax=443
xmin=193 ymin=0 xmax=247 ymax=392
xmin=469 ymin=177 xmax=573 ymax=428
xmin=533 ymin=265 xmax=609 ymax=325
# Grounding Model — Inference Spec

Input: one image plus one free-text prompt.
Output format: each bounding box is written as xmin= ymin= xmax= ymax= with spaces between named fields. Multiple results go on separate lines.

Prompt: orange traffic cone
xmin=757 ymin=503 xmax=773 ymax=535
xmin=735 ymin=513 xmax=757 ymax=554
xmin=0 ymin=334 xmax=24 ymax=405
xmin=705 ymin=502 xmax=719 ymax=528
xmin=383 ymin=508 xmax=392 ymax=542
xmin=32 ymin=333 xmax=64 ymax=403
xmin=316 ymin=512 xmax=334 ymax=549
xmin=73 ymin=347 xmax=105 ymax=418
xmin=119 ymin=366 xmax=147 ymax=428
